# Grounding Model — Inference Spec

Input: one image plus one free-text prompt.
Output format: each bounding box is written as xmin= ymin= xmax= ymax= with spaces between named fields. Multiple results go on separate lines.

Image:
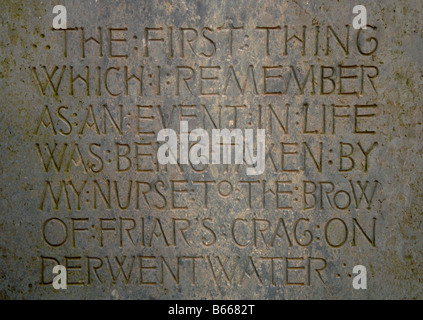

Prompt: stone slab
xmin=0 ymin=0 xmax=422 ymax=299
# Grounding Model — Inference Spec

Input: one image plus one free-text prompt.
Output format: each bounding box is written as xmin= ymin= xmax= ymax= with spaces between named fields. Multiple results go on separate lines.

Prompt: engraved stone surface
xmin=0 ymin=0 xmax=422 ymax=299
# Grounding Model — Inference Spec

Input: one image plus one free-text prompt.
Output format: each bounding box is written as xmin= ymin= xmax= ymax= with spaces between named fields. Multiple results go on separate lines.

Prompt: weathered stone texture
xmin=0 ymin=0 xmax=422 ymax=299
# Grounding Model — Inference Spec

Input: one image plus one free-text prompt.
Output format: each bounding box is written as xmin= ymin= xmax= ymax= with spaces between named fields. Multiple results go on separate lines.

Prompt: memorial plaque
xmin=0 ymin=0 xmax=422 ymax=299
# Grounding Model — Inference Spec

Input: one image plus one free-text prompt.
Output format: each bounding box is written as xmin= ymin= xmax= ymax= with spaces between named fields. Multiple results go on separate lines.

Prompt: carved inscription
xmin=30 ymin=22 xmax=382 ymax=290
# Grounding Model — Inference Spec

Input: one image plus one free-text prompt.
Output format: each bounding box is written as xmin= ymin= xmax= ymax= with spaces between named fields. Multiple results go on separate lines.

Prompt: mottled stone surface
xmin=0 ymin=0 xmax=422 ymax=299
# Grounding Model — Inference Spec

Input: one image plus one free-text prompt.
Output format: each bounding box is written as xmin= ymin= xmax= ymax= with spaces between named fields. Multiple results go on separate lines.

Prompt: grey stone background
xmin=0 ymin=0 xmax=422 ymax=299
